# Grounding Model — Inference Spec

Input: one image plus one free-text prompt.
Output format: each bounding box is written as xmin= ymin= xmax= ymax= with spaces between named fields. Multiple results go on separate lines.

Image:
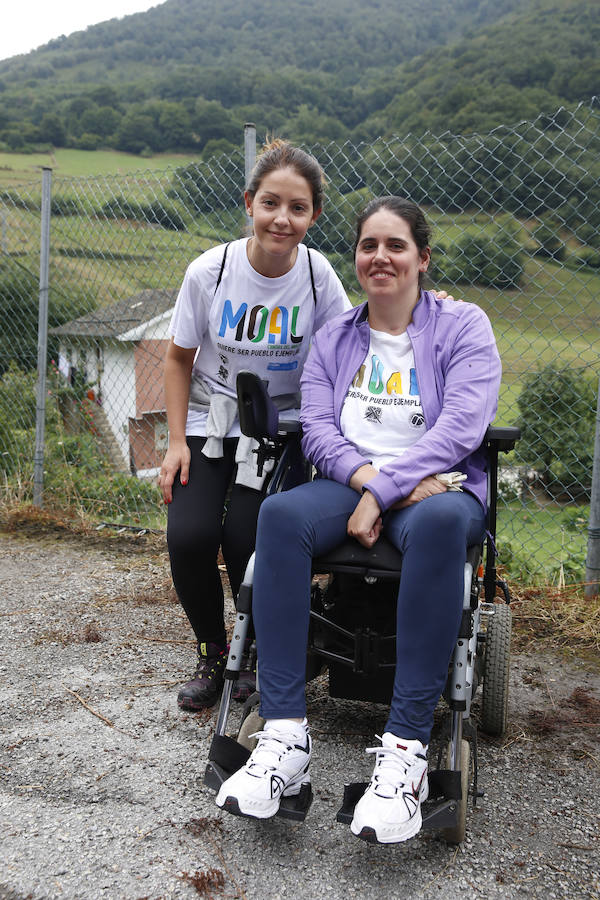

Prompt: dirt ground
xmin=0 ymin=527 xmax=598 ymax=900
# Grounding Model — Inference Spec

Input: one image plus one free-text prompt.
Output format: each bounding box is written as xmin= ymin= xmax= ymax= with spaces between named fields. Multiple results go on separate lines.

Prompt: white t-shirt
xmin=169 ymin=238 xmax=350 ymax=436
xmin=340 ymin=328 xmax=426 ymax=469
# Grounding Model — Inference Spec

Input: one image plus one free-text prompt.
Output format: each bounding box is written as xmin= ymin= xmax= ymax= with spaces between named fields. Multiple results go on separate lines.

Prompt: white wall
xmin=59 ymin=339 xmax=134 ymax=469
xmin=101 ymin=342 xmax=136 ymax=467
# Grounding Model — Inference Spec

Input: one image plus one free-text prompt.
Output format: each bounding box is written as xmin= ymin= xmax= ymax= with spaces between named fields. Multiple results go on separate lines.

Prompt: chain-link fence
xmin=1 ymin=99 xmax=598 ymax=584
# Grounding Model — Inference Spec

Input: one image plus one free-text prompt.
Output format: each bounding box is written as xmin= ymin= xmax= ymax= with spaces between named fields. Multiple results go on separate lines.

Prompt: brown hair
xmin=246 ymin=138 xmax=325 ymax=212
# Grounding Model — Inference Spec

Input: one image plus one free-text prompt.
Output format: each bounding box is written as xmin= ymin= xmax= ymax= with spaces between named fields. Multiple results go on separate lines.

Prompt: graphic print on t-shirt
xmin=340 ymin=329 xmax=426 ymax=469
xmin=217 ymin=298 xmax=304 ymax=375
xmin=218 ymin=299 xmax=304 ymax=346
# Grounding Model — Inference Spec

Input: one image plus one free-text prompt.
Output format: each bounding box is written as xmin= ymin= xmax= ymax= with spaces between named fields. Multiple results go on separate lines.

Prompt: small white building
xmin=52 ymin=289 xmax=176 ymax=476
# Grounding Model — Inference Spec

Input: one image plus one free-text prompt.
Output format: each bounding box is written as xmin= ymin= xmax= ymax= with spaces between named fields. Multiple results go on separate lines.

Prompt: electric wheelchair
xmin=205 ymin=371 xmax=519 ymax=844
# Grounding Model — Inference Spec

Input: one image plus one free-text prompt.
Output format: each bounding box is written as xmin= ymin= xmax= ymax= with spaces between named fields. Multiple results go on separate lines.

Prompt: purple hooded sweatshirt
xmin=300 ymin=290 xmax=502 ymax=512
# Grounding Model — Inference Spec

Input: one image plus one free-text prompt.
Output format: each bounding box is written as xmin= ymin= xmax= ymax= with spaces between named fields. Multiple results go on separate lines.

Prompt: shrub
xmin=531 ymin=217 xmax=565 ymax=260
xmin=51 ymin=195 xmax=86 ymax=216
xmin=0 ymin=363 xmax=36 ymax=432
xmin=517 ymin=363 xmax=596 ymax=500
xmin=431 ymin=226 xmax=525 ymax=288
xmin=75 ymin=132 xmax=103 ymax=151
xmin=0 ymin=260 xmax=92 ymax=376
xmin=100 ymin=195 xmax=187 ymax=230
xmin=44 ymin=463 xmax=161 ymax=523
xmin=573 ymin=246 xmax=600 ymax=269
xmin=497 ymin=540 xmax=543 ymax=584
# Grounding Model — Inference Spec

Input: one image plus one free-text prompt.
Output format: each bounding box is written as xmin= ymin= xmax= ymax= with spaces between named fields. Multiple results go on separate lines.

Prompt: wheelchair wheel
xmin=441 ymin=738 xmax=471 ymax=845
xmin=481 ymin=603 xmax=512 ymax=737
xmin=237 ymin=708 xmax=265 ymax=752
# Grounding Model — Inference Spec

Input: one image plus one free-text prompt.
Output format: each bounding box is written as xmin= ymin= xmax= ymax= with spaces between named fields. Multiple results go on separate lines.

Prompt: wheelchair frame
xmin=205 ymin=371 xmax=520 ymax=843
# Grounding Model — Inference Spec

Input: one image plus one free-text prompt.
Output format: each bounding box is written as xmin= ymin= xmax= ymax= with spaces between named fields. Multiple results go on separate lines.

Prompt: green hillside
xmin=0 ymin=0 xmax=597 ymax=154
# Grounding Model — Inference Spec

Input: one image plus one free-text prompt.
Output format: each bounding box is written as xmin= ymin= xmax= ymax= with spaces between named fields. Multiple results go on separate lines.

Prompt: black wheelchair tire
xmin=441 ymin=738 xmax=471 ymax=844
xmin=481 ymin=603 xmax=512 ymax=737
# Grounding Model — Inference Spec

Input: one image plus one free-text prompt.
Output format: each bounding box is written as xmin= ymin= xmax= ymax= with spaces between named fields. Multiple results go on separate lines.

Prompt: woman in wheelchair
xmin=215 ymin=196 xmax=502 ymax=843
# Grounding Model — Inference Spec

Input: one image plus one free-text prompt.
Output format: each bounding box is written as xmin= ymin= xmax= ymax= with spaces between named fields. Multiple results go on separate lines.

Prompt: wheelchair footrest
xmin=275 ymin=782 xmax=314 ymax=822
xmin=335 ymin=781 xmax=368 ymax=824
xmin=204 ymin=734 xmax=313 ymax=822
xmin=336 ymin=769 xmax=462 ymax=831
xmin=205 ymin=734 xmax=251 ymax=787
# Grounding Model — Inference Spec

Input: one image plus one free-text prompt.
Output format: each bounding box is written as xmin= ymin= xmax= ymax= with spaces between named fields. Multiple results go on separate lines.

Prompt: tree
xmin=157 ymin=102 xmax=194 ymax=150
xmin=79 ymin=105 xmax=122 ymax=139
xmin=192 ymin=99 xmax=240 ymax=151
xmin=114 ymin=111 xmax=157 ymax=154
xmin=38 ymin=112 xmax=66 ymax=146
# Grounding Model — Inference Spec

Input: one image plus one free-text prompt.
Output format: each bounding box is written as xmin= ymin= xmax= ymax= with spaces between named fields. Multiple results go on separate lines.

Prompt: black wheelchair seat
xmin=314 ymin=535 xmax=404 ymax=578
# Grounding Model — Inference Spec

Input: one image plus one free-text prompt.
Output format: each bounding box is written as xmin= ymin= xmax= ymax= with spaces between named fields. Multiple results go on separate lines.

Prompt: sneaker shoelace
xmin=365 ymin=736 xmax=423 ymax=799
xmin=246 ymin=730 xmax=305 ymax=776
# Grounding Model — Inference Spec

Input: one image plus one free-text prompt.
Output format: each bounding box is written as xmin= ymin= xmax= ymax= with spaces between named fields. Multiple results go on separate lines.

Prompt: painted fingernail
xmin=181 ymin=478 xmax=187 ymax=486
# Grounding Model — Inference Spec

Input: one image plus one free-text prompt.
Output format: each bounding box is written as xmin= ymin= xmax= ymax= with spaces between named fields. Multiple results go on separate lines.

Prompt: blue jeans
xmin=252 ymin=479 xmax=486 ymax=745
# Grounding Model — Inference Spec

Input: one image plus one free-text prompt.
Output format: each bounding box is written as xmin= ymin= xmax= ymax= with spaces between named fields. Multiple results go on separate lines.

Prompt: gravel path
xmin=0 ymin=529 xmax=598 ymax=900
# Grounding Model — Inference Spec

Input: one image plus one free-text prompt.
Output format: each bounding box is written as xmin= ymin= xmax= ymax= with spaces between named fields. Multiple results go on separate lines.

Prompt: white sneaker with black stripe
xmin=216 ymin=719 xmax=311 ymax=819
xmin=350 ymin=733 xmax=428 ymax=843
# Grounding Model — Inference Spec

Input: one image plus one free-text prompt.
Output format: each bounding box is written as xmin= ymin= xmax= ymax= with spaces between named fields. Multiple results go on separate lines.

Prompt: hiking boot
xmin=232 ymin=640 xmax=257 ymax=702
xmin=350 ymin=733 xmax=428 ymax=844
xmin=177 ymin=642 xmax=226 ymax=710
xmin=216 ymin=718 xmax=311 ymax=819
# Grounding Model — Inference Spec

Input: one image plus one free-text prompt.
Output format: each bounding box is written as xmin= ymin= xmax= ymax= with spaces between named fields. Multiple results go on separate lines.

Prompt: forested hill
xmin=0 ymin=0 xmax=597 ymax=155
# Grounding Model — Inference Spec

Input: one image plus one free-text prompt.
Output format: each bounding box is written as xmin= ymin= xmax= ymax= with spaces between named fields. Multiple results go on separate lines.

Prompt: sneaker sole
xmin=217 ymin=795 xmax=279 ymax=820
xmin=351 ymin=807 xmax=423 ymax=844
xmin=177 ymin=695 xmax=219 ymax=711
xmin=216 ymin=774 xmax=310 ymax=820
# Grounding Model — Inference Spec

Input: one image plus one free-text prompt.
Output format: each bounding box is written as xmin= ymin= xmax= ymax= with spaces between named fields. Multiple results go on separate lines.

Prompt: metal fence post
xmin=585 ymin=375 xmax=600 ymax=598
xmin=33 ymin=167 xmax=52 ymax=507
xmin=244 ymin=123 xmax=256 ymax=231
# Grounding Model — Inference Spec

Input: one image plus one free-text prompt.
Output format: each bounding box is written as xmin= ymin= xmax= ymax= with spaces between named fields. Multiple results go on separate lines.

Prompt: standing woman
xmin=159 ymin=140 xmax=351 ymax=710
xmin=216 ymin=197 xmax=501 ymax=844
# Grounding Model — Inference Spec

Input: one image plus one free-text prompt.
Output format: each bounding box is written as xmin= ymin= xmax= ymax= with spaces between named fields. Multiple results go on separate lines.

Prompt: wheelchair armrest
xmin=484 ymin=425 xmax=521 ymax=453
xmin=277 ymin=419 xmax=302 ymax=434
xmin=237 ymin=371 xmax=280 ymax=440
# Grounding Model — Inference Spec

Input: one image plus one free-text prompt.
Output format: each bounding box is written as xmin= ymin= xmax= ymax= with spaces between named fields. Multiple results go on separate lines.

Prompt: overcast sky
xmin=0 ymin=1 xmax=162 ymax=63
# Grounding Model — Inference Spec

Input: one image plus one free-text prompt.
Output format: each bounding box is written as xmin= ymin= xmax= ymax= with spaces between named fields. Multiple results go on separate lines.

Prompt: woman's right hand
xmin=158 ymin=440 xmax=191 ymax=504
xmin=347 ymin=490 xmax=383 ymax=548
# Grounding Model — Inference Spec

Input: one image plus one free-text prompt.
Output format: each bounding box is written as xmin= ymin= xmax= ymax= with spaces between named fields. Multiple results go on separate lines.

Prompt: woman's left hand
xmin=347 ymin=490 xmax=383 ymax=548
xmin=434 ymin=289 xmax=463 ymax=302
xmin=392 ymin=475 xmax=447 ymax=509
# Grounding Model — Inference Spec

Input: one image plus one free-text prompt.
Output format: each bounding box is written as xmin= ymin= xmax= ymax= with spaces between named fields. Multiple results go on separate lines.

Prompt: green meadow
xmin=0 ymin=148 xmax=200 ymax=186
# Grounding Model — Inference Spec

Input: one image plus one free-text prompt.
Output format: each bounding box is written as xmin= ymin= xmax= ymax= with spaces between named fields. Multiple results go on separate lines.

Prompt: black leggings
xmin=167 ymin=437 xmax=264 ymax=647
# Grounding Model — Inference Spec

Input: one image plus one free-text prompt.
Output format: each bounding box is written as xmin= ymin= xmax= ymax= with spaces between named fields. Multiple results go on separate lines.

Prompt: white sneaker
xmin=215 ymin=719 xmax=311 ymax=819
xmin=350 ymin=733 xmax=429 ymax=843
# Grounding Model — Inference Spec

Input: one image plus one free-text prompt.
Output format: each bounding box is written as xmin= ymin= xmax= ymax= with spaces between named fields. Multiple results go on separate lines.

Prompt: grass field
xmin=497 ymin=501 xmax=589 ymax=584
xmin=0 ymin=148 xmax=200 ymax=186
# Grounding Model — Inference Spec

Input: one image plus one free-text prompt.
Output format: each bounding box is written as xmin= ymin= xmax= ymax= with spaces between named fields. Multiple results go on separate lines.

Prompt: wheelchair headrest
xmin=236 ymin=371 xmax=280 ymax=440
